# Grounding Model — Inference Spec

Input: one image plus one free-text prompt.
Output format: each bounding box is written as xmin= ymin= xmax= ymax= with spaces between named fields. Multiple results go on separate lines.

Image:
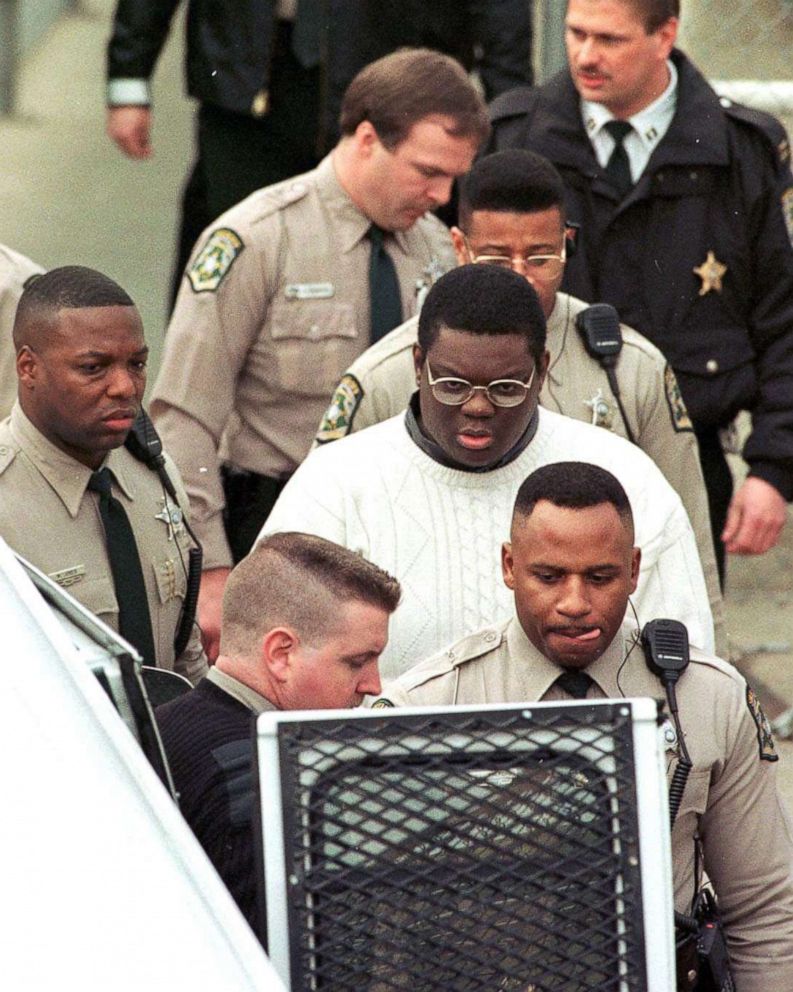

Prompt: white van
xmin=0 ymin=537 xmax=285 ymax=992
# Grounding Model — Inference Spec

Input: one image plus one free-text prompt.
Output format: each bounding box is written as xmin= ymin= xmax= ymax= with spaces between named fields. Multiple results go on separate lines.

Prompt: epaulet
xmin=720 ymin=96 xmax=791 ymax=172
xmin=256 ymin=179 xmax=311 ymax=218
xmin=687 ymin=645 xmax=743 ymax=683
xmin=401 ymin=624 xmax=508 ymax=692
xmin=0 ymin=438 xmax=18 ymax=476
xmin=489 ymin=86 xmax=538 ymax=124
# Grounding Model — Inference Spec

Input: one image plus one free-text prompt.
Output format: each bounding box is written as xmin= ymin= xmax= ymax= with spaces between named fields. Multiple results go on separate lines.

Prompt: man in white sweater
xmin=260 ymin=264 xmax=713 ymax=678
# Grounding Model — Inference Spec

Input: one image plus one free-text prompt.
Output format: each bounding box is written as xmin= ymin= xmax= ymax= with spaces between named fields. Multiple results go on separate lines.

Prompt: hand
xmin=197 ymin=567 xmax=231 ymax=663
xmin=721 ymin=476 xmax=788 ymax=555
xmin=106 ymin=105 xmax=152 ymax=158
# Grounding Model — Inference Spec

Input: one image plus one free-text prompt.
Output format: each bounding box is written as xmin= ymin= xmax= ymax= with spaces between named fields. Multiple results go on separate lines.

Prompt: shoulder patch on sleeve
xmin=187 ymin=228 xmax=245 ymax=293
xmin=746 ymin=684 xmax=778 ymax=761
xmin=664 ymin=364 xmax=694 ymax=432
xmin=316 ymin=374 xmax=364 ymax=444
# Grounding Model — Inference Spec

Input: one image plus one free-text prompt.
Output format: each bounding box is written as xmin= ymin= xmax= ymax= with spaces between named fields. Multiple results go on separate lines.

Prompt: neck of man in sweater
xmin=405 ymin=392 xmax=540 ymax=472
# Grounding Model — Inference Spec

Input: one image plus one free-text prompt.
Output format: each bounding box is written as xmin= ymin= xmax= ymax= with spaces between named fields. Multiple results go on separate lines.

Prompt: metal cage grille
xmin=273 ymin=704 xmax=647 ymax=992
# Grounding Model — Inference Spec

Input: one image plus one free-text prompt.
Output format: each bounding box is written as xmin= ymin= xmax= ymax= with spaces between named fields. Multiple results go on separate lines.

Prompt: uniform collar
xmin=9 ymin=402 xmax=136 ymax=518
xmin=644 ymin=49 xmax=731 ymax=169
xmin=321 ymin=151 xmax=414 ymax=255
xmin=582 ymin=58 xmax=677 ymax=156
xmin=506 ymin=615 xmax=644 ymax=699
xmin=536 ymin=49 xmax=729 ymax=170
xmin=206 ymin=665 xmax=279 ymax=714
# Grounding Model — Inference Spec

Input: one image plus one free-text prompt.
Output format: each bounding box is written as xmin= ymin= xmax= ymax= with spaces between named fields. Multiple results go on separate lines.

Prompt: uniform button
xmin=0 ymin=446 xmax=7 ymax=455
xmin=720 ymin=96 xmax=732 ymax=108
xmin=484 ymin=631 xmax=496 ymax=643
xmin=447 ymin=650 xmax=456 ymax=661
xmin=309 ymin=324 xmax=319 ymax=336
xmin=706 ymin=359 xmax=719 ymax=374
xmin=689 ymin=170 xmax=698 ymax=181
xmin=291 ymin=182 xmax=307 ymax=196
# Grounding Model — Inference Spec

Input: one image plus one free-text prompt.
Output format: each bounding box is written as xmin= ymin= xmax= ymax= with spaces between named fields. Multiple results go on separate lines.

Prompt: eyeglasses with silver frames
xmin=426 ymin=361 xmax=536 ymax=407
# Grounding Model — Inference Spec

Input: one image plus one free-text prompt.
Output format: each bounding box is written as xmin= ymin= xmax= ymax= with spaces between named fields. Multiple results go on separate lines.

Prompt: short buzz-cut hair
xmin=339 ymin=47 xmax=490 ymax=150
xmin=458 ymin=150 xmax=566 ymax=231
xmin=513 ymin=462 xmax=634 ymax=537
xmin=219 ymin=532 xmax=402 ymax=659
xmin=13 ymin=265 xmax=135 ymax=350
xmin=605 ymin=0 xmax=680 ymax=32
xmin=417 ymin=263 xmax=546 ymax=362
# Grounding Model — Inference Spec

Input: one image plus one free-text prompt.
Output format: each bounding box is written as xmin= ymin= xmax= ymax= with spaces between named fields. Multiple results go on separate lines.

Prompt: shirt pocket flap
xmin=270 ymin=299 xmax=357 ymax=341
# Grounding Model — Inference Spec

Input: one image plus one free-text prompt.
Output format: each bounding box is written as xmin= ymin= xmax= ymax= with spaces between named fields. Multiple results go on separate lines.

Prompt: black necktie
xmin=603 ymin=120 xmax=634 ymax=199
xmin=368 ymin=224 xmax=403 ymax=343
xmin=88 ymin=467 xmax=157 ymax=665
xmin=555 ymin=669 xmax=594 ymax=700
xmin=292 ymin=0 xmax=322 ymax=69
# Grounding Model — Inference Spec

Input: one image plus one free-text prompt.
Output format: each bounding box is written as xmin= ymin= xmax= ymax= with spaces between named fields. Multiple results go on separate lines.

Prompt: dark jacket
xmin=107 ymin=0 xmax=281 ymax=118
xmin=108 ymin=0 xmax=533 ymax=132
xmin=488 ymin=50 xmax=793 ymax=498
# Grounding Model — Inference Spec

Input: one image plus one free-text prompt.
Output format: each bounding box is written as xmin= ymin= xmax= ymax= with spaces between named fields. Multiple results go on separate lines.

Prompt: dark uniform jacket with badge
xmin=488 ymin=49 xmax=793 ymax=499
xmin=372 ymin=618 xmax=793 ymax=990
xmin=0 ymin=404 xmax=207 ymax=683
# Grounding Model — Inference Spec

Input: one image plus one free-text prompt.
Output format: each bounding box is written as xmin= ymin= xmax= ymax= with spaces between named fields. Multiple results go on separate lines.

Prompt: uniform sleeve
xmin=699 ymin=684 xmax=793 ymax=989
xmin=150 ymin=222 xmax=272 ymax=569
xmin=628 ymin=356 xmax=726 ymax=655
xmin=738 ymin=132 xmax=793 ymax=499
xmin=174 ymin=622 xmax=208 ymax=684
xmin=107 ymin=0 xmax=182 ymax=100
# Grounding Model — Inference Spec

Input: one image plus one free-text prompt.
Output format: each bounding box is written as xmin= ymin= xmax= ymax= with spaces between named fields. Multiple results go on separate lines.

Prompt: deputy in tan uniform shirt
xmin=0 ymin=266 xmax=206 ymax=683
xmin=150 ymin=48 xmax=490 ymax=661
xmin=373 ymin=462 xmax=793 ymax=991
xmin=0 ymin=244 xmax=43 ymax=418
xmin=317 ymin=149 xmax=724 ymax=652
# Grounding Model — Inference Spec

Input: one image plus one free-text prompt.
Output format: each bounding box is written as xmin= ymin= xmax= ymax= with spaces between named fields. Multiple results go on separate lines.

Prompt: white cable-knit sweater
xmin=262 ymin=409 xmax=713 ymax=678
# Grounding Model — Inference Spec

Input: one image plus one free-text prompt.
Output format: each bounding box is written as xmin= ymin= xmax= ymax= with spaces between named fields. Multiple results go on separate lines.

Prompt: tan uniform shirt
xmin=315 ymin=290 xmax=725 ymax=655
xmin=0 ymin=245 xmax=43 ymax=419
xmin=373 ymin=619 xmax=793 ymax=990
xmin=0 ymin=404 xmax=207 ymax=683
xmin=150 ymin=153 xmax=456 ymax=568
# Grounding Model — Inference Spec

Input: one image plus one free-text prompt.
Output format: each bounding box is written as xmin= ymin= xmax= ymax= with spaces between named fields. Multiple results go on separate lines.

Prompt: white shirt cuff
xmin=107 ymin=79 xmax=151 ymax=106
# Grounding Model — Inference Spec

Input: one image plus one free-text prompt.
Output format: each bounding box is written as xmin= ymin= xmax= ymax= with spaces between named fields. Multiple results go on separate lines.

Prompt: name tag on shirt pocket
xmin=284 ymin=282 xmax=335 ymax=300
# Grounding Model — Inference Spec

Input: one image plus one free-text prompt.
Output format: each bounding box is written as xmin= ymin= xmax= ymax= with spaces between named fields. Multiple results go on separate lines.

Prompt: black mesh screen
xmin=276 ymin=704 xmax=646 ymax=992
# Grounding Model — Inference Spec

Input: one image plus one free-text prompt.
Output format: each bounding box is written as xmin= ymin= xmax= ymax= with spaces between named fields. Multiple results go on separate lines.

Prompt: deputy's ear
xmin=16 ymin=345 xmax=38 ymax=388
xmin=629 ymin=547 xmax=641 ymax=594
xmin=261 ymin=627 xmax=299 ymax=681
xmin=501 ymin=542 xmax=515 ymax=590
